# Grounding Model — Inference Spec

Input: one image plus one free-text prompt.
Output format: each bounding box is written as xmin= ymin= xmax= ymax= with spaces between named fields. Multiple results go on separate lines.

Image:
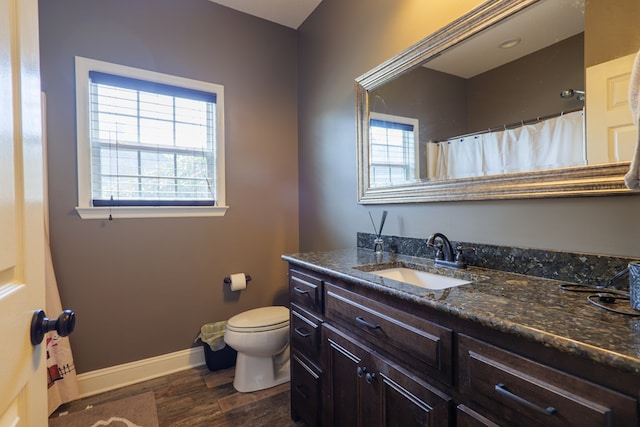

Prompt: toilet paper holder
xmin=223 ymin=274 xmax=252 ymax=284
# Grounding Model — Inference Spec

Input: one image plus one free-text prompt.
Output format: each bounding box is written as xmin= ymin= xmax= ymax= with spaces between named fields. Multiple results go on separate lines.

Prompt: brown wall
xmin=297 ymin=0 xmax=640 ymax=257
xmin=38 ymin=0 xmax=299 ymax=373
xmin=39 ymin=0 xmax=640 ymax=375
xmin=468 ymin=33 xmax=584 ymax=131
xmin=370 ymin=67 xmax=468 ymax=143
xmin=370 ymin=33 xmax=584 ymax=140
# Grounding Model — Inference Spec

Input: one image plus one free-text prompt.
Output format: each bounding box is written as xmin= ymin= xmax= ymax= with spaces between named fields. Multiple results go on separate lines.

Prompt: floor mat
xmin=49 ymin=392 xmax=159 ymax=427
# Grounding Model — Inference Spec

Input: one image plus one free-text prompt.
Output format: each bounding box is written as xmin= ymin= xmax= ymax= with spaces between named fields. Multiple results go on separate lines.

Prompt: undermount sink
xmin=369 ymin=267 xmax=471 ymax=290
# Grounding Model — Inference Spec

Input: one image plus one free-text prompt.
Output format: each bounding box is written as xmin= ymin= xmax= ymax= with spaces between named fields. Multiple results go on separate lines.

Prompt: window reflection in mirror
xmin=369 ymin=113 xmax=418 ymax=187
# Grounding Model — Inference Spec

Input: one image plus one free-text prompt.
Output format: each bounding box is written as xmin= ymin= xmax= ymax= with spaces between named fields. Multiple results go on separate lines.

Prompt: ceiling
xmin=427 ymin=0 xmax=584 ymax=78
xmin=206 ymin=1 xmax=583 ymax=74
xmin=207 ymin=0 xmax=323 ymax=29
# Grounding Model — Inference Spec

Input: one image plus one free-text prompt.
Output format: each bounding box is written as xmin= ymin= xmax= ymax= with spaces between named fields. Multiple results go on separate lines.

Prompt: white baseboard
xmin=76 ymin=347 xmax=206 ymax=398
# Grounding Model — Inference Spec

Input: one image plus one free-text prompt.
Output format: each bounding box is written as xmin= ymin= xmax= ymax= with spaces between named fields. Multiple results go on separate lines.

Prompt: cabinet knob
xmin=357 ymin=366 xmax=367 ymax=377
xmin=30 ymin=309 xmax=76 ymax=345
xmin=365 ymin=372 xmax=377 ymax=384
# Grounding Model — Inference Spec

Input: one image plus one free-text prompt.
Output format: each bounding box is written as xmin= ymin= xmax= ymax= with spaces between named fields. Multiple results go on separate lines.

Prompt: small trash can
xmin=197 ymin=321 xmax=237 ymax=371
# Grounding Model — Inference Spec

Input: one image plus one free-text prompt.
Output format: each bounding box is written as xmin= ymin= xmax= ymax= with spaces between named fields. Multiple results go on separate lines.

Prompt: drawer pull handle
xmin=294 ymin=327 xmax=311 ymax=338
xmin=293 ymin=286 xmax=310 ymax=296
xmin=355 ymin=316 xmax=381 ymax=330
xmin=294 ymin=385 xmax=309 ymax=399
xmin=495 ymin=384 xmax=557 ymax=416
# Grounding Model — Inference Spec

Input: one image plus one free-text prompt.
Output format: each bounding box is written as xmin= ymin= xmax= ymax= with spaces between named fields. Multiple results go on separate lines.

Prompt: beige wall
xmin=297 ymin=0 xmax=640 ymax=257
xmin=585 ymin=0 xmax=640 ymax=67
xmin=38 ymin=0 xmax=299 ymax=373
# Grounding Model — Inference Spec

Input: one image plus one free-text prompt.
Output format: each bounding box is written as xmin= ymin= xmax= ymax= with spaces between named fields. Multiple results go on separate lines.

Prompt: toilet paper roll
xmin=229 ymin=273 xmax=247 ymax=291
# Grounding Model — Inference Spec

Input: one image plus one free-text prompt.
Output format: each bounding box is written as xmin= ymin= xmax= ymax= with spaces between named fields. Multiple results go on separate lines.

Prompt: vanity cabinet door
xmin=323 ymin=323 xmax=375 ymax=427
xmin=456 ymin=405 xmax=501 ymax=427
xmin=368 ymin=352 xmax=451 ymax=427
xmin=323 ymin=324 xmax=451 ymax=427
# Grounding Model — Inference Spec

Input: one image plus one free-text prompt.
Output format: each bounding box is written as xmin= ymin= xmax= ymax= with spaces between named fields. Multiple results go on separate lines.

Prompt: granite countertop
xmin=282 ymin=248 xmax=640 ymax=376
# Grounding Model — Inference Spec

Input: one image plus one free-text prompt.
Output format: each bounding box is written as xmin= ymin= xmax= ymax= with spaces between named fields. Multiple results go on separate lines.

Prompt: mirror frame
xmin=356 ymin=0 xmax=632 ymax=204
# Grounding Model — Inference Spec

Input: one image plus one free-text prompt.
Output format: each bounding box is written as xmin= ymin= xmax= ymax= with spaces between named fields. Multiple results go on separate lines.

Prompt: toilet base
xmin=232 ymin=352 xmax=290 ymax=393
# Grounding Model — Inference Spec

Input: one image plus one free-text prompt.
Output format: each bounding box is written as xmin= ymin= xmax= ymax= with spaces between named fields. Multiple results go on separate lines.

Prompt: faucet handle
xmin=456 ymin=246 xmax=476 ymax=262
xmin=455 ymin=246 xmax=476 ymax=263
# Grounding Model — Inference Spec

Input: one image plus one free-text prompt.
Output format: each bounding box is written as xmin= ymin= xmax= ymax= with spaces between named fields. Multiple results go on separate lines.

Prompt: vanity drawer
xmin=458 ymin=334 xmax=638 ymax=427
xmin=324 ymin=282 xmax=453 ymax=385
xmin=289 ymin=268 xmax=323 ymax=314
xmin=290 ymin=304 xmax=322 ymax=363
xmin=291 ymin=351 xmax=321 ymax=427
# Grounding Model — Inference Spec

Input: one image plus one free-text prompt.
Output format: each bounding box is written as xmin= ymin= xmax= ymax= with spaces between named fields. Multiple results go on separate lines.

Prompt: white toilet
xmin=223 ymin=306 xmax=291 ymax=392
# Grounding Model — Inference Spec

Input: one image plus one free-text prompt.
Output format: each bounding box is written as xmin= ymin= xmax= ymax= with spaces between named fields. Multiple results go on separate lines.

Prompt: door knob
xmin=30 ymin=309 xmax=76 ymax=345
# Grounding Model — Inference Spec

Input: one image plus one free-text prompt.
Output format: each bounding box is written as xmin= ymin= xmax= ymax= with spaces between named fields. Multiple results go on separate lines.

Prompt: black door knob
xmin=30 ymin=309 xmax=76 ymax=345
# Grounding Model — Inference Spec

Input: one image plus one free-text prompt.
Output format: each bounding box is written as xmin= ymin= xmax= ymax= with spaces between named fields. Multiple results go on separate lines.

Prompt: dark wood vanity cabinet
xmin=289 ymin=268 xmax=324 ymax=427
xmin=287 ymin=264 xmax=639 ymax=427
xmin=288 ymin=266 xmax=452 ymax=427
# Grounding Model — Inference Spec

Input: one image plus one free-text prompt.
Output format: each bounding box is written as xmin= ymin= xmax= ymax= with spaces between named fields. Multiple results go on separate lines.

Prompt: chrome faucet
xmin=426 ymin=232 xmax=472 ymax=269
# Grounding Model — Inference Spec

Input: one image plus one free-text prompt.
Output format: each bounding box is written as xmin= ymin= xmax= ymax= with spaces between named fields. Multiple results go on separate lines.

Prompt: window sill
xmin=76 ymin=205 xmax=229 ymax=219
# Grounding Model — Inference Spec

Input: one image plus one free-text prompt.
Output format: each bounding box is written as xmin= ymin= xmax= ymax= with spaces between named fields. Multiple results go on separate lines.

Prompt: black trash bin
xmin=199 ymin=321 xmax=237 ymax=371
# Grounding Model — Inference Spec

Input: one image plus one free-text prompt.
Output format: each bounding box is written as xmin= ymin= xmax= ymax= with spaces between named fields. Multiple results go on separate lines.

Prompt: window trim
xmin=75 ymin=56 xmax=227 ymax=219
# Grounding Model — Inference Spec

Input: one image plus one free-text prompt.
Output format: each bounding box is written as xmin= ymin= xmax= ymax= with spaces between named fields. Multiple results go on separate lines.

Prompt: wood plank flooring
xmin=49 ymin=365 xmax=306 ymax=426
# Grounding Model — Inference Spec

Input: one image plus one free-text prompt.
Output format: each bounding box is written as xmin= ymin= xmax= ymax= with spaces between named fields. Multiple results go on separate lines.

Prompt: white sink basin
xmin=370 ymin=267 xmax=471 ymax=290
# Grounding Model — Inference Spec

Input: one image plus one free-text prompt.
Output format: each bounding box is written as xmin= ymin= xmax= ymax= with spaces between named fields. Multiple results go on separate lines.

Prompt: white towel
xmin=624 ymin=48 xmax=640 ymax=189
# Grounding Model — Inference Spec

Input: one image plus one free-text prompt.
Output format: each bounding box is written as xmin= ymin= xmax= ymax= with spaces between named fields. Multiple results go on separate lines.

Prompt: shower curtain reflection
xmin=428 ymin=109 xmax=585 ymax=180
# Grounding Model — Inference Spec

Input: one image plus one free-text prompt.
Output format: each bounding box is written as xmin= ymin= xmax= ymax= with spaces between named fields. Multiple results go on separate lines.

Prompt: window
xmin=369 ymin=112 xmax=419 ymax=188
xmin=75 ymin=57 xmax=226 ymax=218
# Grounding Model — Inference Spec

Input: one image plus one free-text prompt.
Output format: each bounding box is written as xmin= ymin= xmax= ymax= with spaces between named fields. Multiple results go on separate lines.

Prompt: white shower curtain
xmin=43 ymin=92 xmax=79 ymax=415
xmin=429 ymin=109 xmax=585 ymax=179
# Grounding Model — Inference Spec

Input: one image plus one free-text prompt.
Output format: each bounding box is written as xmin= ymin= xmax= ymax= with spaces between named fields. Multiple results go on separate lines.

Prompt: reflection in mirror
xmin=356 ymin=0 xmax=637 ymax=202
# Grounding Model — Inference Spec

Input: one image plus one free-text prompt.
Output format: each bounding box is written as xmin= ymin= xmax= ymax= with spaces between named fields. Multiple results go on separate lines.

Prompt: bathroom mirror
xmin=356 ymin=0 xmax=637 ymax=203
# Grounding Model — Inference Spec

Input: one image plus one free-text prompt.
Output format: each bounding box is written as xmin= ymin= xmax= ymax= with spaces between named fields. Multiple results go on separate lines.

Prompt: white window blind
xmin=89 ymin=71 xmax=217 ymax=206
xmin=369 ymin=115 xmax=418 ymax=188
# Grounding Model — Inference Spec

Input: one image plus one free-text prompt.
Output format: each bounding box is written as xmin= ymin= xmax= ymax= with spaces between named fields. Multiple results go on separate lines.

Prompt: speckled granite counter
xmin=282 ymin=248 xmax=640 ymax=376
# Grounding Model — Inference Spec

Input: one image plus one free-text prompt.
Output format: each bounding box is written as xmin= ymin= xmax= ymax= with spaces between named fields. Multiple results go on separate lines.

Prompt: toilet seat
xmin=227 ymin=306 xmax=289 ymax=332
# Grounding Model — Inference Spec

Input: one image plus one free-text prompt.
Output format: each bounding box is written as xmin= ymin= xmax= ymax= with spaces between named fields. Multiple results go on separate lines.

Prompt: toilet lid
xmin=227 ymin=306 xmax=289 ymax=332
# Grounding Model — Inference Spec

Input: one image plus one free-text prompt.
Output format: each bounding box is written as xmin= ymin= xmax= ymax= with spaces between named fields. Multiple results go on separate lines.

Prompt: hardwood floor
xmin=49 ymin=365 xmax=306 ymax=426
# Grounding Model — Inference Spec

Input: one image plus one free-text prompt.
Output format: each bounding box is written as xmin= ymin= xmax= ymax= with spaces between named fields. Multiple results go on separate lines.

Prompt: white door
xmin=0 ymin=0 xmax=48 ymax=425
xmin=586 ymin=52 xmax=637 ymax=164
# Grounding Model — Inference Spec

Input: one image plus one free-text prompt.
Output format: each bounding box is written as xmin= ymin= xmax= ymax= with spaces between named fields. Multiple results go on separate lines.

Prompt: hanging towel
xmin=624 ymin=48 xmax=640 ymax=189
